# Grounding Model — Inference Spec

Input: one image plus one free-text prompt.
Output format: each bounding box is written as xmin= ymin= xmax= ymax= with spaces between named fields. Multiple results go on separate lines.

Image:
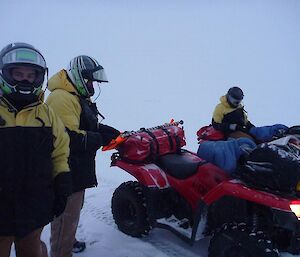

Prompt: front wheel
xmin=112 ymin=181 xmax=151 ymax=237
xmin=208 ymin=223 xmax=279 ymax=257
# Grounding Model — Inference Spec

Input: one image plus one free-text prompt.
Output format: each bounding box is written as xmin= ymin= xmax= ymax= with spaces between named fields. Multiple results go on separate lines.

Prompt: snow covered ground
xmin=3 ymin=0 xmax=300 ymax=256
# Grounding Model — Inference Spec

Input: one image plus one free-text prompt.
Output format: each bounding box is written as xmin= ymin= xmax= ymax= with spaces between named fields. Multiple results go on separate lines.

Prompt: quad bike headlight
xmin=290 ymin=200 xmax=300 ymax=219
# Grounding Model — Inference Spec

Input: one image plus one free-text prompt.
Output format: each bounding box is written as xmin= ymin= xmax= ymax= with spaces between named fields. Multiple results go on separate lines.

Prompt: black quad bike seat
xmin=158 ymin=153 xmax=206 ymax=179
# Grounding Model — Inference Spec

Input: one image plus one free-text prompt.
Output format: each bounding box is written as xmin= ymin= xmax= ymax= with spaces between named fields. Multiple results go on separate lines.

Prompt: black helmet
xmin=0 ymin=42 xmax=47 ymax=102
xmin=66 ymin=55 xmax=108 ymax=97
xmin=226 ymin=86 xmax=244 ymax=107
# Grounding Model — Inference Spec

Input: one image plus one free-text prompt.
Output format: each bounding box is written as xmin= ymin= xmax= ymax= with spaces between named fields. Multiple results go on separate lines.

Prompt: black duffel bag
xmin=236 ymin=143 xmax=300 ymax=193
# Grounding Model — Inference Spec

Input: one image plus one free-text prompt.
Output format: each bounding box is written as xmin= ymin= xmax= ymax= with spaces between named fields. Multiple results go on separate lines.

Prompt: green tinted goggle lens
xmin=16 ymin=50 xmax=37 ymax=62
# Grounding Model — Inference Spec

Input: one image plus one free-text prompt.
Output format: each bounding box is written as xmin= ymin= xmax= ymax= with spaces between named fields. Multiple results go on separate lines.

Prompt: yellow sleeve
xmin=48 ymin=107 xmax=70 ymax=177
xmin=212 ymin=103 xmax=225 ymax=123
xmin=46 ymin=89 xmax=85 ymax=135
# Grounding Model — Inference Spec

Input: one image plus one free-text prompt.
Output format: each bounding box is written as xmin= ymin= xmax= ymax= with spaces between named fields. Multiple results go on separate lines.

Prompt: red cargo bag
xmin=117 ymin=125 xmax=186 ymax=163
xmin=197 ymin=125 xmax=225 ymax=143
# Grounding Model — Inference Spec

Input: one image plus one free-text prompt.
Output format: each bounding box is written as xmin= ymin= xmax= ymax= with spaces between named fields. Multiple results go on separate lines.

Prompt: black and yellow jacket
xmin=47 ymin=70 xmax=102 ymax=193
xmin=0 ymin=98 xmax=70 ymax=237
xmin=212 ymin=95 xmax=253 ymax=134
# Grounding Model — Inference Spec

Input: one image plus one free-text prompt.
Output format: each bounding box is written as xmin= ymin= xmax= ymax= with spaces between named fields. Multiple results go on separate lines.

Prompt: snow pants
xmin=0 ymin=227 xmax=48 ymax=257
xmin=50 ymin=190 xmax=84 ymax=257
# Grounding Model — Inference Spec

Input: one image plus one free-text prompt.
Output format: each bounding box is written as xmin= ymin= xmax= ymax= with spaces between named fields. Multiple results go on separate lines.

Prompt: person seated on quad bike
xmin=212 ymin=86 xmax=255 ymax=139
xmin=199 ymin=86 xmax=287 ymax=143
xmin=196 ymin=86 xmax=290 ymax=175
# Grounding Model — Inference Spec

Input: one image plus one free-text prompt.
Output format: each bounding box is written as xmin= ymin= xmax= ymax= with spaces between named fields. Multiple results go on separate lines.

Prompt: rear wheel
xmin=112 ymin=181 xmax=150 ymax=237
xmin=208 ymin=223 xmax=279 ymax=257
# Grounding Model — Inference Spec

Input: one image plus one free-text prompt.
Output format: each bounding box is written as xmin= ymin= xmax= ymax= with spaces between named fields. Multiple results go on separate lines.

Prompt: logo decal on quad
xmin=142 ymin=164 xmax=170 ymax=189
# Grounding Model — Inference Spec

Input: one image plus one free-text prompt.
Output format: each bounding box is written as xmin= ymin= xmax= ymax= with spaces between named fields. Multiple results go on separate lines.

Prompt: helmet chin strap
xmin=89 ymin=82 xmax=105 ymax=122
xmin=93 ymin=82 xmax=101 ymax=101
xmin=38 ymin=67 xmax=49 ymax=101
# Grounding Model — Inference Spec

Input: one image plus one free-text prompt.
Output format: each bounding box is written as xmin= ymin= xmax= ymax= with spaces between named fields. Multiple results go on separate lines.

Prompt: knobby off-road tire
xmin=112 ymin=181 xmax=150 ymax=237
xmin=208 ymin=223 xmax=279 ymax=257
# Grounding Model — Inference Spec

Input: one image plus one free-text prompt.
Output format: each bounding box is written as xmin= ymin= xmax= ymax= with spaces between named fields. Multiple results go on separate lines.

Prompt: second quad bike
xmin=105 ymin=121 xmax=300 ymax=257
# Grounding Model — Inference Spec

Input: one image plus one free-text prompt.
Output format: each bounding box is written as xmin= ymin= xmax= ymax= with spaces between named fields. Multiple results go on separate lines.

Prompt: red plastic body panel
xmin=203 ymin=180 xmax=293 ymax=211
xmin=165 ymin=162 xmax=229 ymax=210
xmin=115 ymin=160 xmax=170 ymax=189
xmin=113 ymin=151 xmax=297 ymax=213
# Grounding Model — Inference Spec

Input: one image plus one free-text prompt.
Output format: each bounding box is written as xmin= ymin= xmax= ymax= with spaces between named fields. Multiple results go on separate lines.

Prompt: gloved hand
xmin=98 ymin=124 xmax=120 ymax=138
xmin=53 ymin=172 xmax=72 ymax=217
xmin=101 ymin=132 xmax=119 ymax=146
xmin=86 ymin=131 xmax=104 ymax=149
xmin=98 ymin=124 xmax=120 ymax=146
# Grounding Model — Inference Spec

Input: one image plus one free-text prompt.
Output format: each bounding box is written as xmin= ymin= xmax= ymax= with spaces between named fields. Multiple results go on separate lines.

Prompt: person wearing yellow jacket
xmin=47 ymin=55 xmax=120 ymax=257
xmin=0 ymin=43 xmax=71 ymax=257
xmin=212 ymin=87 xmax=254 ymax=138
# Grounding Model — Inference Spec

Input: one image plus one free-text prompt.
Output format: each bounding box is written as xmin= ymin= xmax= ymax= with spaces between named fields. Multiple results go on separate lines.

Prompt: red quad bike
xmin=104 ymin=121 xmax=300 ymax=257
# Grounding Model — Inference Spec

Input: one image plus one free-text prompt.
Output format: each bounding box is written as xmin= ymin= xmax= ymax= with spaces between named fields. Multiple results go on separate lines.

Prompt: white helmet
xmin=66 ymin=55 xmax=108 ymax=97
xmin=0 ymin=42 xmax=47 ymax=100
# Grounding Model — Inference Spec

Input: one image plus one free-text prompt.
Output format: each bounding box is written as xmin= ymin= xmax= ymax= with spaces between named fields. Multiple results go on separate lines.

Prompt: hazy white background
xmin=3 ymin=0 xmax=300 ymax=256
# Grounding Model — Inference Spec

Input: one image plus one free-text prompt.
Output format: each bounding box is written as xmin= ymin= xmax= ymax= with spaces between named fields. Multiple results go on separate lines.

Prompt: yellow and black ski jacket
xmin=0 ymin=98 xmax=70 ymax=237
xmin=212 ymin=95 xmax=253 ymax=134
xmin=47 ymin=70 xmax=102 ymax=193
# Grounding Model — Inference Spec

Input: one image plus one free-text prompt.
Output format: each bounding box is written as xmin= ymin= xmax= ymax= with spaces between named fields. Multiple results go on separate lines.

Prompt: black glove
xmin=53 ymin=172 xmax=72 ymax=217
xmin=98 ymin=124 xmax=120 ymax=138
xmin=98 ymin=124 xmax=120 ymax=146
xmin=86 ymin=131 xmax=105 ymax=151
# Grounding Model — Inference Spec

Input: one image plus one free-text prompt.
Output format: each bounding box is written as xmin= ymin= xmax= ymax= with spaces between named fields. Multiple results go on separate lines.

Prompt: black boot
xmin=72 ymin=240 xmax=86 ymax=253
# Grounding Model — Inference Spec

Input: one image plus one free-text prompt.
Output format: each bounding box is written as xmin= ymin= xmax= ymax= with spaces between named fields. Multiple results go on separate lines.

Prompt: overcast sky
xmin=2 ymin=0 xmax=300 ymax=149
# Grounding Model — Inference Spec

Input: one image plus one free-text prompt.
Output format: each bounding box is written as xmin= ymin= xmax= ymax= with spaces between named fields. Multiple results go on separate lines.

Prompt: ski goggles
xmin=1 ymin=48 xmax=46 ymax=69
xmin=82 ymin=65 xmax=108 ymax=83
xmin=227 ymin=94 xmax=243 ymax=106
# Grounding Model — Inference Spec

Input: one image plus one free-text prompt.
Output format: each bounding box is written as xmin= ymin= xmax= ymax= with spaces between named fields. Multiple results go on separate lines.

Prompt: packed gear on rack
xmin=103 ymin=120 xmax=186 ymax=163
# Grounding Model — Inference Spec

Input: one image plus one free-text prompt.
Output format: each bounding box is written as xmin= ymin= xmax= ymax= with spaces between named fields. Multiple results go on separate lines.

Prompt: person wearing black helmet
xmin=0 ymin=43 xmax=71 ymax=257
xmin=46 ymin=55 xmax=120 ymax=256
xmin=212 ymin=86 xmax=254 ymax=137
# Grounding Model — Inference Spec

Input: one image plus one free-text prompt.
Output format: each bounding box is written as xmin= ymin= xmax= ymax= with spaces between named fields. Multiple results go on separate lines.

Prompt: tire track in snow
xmin=81 ymin=200 xmax=115 ymax=226
xmin=80 ymin=198 xmax=206 ymax=257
